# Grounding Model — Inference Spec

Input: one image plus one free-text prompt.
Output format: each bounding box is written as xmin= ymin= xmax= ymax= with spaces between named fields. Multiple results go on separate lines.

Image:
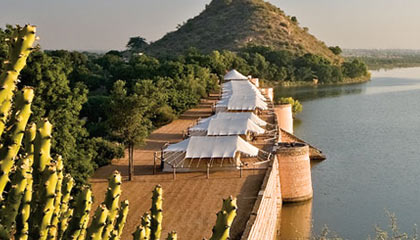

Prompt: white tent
xmin=189 ymin=112 xmax=267 ymax=136
xmin=224 ymin=69 xmax=248 ymax=81
xmin=207 ymin=119 xmax=265 ymax=136
xmin=164 ymin=136 xmax=259 ymax=159
xmin=226 ymin=95 xmax=268 ymax=111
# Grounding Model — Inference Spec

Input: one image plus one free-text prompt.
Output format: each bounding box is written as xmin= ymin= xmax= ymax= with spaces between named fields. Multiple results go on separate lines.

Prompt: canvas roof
xmin=164 ymin=136 xmax=259 ymax=159
xmin=224 ymin=69 xmax=248 ymax=80
xmin=207 ymin=118 xmax=265 ymax=136
xmin=190 ymin=112 xmax=267 ymax=132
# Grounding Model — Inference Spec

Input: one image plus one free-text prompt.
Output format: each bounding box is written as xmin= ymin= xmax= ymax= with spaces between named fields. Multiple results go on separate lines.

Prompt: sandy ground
xmin=90 ymin=96 xmax=266 ymax=240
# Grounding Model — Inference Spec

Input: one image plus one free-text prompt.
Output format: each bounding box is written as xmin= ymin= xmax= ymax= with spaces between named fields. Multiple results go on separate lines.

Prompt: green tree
xmin=19 ymin=50 xmax=95 ymax=184
xmin=108 ymin=80 xmax=151 ymax=181
xmin=127 ymin=36 xmax=149 ymax=52
xmin=329 ymin=46 xmax=342 ymax=55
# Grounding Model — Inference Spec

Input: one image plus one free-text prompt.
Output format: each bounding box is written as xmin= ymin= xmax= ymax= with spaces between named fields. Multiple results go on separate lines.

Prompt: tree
xmin=108 ymin=80 xmax=151 ymax=181
xmin=329 ymin=46 xmax=342 ymax=55
xmin=126 ymin=36 xmax=149 ymax=52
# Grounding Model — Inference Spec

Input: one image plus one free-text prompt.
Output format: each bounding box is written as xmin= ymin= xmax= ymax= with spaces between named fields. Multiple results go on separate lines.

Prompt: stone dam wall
xmin=241 ymin=157 xmax=282 ymax=240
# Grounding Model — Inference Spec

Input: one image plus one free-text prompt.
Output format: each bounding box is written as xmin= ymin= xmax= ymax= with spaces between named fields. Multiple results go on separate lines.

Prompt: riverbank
xmin=278 ymin=74 xmax=371 ymax=88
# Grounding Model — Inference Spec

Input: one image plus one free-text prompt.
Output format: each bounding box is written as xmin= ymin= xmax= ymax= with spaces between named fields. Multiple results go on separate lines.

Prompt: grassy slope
xmin=147 ymin=0 xmax=341 ymax=63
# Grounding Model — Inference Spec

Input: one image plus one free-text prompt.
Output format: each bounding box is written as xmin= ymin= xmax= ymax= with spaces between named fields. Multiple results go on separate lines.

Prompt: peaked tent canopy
xmin=207 ymin=118 xmax=265 ymax=136
xmin=224 ymin=69 xmax=248 ymax=81
xmin=164 ymin=136 xmax=259 ymax=159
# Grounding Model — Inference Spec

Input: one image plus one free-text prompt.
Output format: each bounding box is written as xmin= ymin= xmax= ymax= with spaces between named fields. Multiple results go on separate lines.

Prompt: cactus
xmin=14 ymin=124 xmax=36 ymax=240
xmin=32 ymin=164 xmax=59 ymax=240
xmin=57 ymin=174 xmax=74 ymax=239
xmin=101 ymin=171 xmax=122 ymax=239
xmin=0 ymin=87 xmax=34 ymax=197
xmin=110 ymin=200 xmax=129 ymax=240
xmin=132 ymin=226 xmax=149 ymax=240
xmin=64 ymin=186 xmax=93 ymax=240
xmin=209 ymin=196 xmax=237 ymax=240
xmin=150 ymin=185 xmax=163 ymax=240
xmin=0 ymin=156 xmax=31 ymax=233
xmin=48 ymin=156 xmax=64 ymax=239
xmin=87 ymin=204 xmax=109 ymax=240
xmin=166 ymin=231 xmax=177 ymax=240
xmin=141 ymin=213 xmax=151 ymax=239
xmin=33 ymin=119 xmax=53 ymax=179
xmin=0 ymin=25 xmax=36 ymax=138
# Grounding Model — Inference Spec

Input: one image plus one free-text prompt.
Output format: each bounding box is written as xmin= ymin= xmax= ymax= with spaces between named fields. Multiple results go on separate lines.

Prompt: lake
xmin=277 ymin=67 xmax=420 ymax=239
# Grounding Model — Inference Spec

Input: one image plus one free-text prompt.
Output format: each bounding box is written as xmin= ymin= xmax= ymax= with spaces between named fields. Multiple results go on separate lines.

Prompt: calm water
xmin=278 ymin=67 xmax=420 ymax=239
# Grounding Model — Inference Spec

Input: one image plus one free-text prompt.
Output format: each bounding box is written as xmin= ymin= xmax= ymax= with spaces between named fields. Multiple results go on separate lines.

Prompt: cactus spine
xmin=110 ymin=200 xmax=129 ymax=240
xmin=101 ymin=171 xmax=122 ymax=239
xmin=166 ymin=231 xmax=177 ymax=240
xmin=87 ymin=204 xmax=109 ymax=240
xmin=209 ymin=196 xmax=237 ymax=240
xmin=47 ymin=156 xmax=64 ymax=239
xmin=64 ymin=186 xmax=93 ymax=240
xmin=150 ymin=185 xmax=163 ymax=240
xmin=0 ymin=25 xmax=36 ymax=138
xmin=0 ymin=87 xmax=34 ymax=196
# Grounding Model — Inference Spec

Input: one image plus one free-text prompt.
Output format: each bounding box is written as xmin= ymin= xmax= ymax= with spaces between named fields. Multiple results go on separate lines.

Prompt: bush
xmin=87 ymin=137 xmax=125 ymax=168
xmin=278 ymin=97 xmax=303 ymax=115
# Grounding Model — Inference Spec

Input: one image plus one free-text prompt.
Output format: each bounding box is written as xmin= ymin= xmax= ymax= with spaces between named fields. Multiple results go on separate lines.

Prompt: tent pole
xmin=173 ymin=166 xmax=176 ymax=180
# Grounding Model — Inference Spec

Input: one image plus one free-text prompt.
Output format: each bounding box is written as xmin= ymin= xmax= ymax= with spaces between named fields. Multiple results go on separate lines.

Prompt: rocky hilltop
xmin=147 ymin=0 xmax=341 ymax=63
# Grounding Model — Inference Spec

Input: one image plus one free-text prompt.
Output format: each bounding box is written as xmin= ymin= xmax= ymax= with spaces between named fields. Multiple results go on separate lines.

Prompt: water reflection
xmin=275 ymin=85 xmax=364 ymax=102
xmin=278 ymin=200 xmax=313 ymax=240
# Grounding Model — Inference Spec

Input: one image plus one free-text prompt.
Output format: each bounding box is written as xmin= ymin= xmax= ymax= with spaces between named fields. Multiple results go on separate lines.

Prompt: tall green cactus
xmin=87 ymin=204 xmax=109 ymax=240
xmin=0 ymin=87 xmax=34 ymax=197
xmin=48 ymin=156 xmax=64 ymax=239
xmin=132 ymin=226 xmax=149 ymax=240
xmin=0 ymin=25 xmax=36 ymax=138
xmin=0 ymin=156 xmax=31 ymax=235
xmin=14 ymin=123 xmax=36 ymax=240
xmin=64 ymin=186 xmax=93 ymax=240
xmin=150 ymin=185 xmax=163 ymax=240
xmin=32 ymin=164 xmax=59 ymax=240
xmin=209 ymin=196 xmax=237 ymax=240
xmin=33 ymin=119 xmax=53 ymax=179
xmin=110 ymin=200 xmax=129 ymax=240
xmin=57 ymin=174 xmax=74 ymax=239
xmin=101 ymin=171 xmax=122 ymax=239
xmin=141 ymin=213 xmax=151 ymax=239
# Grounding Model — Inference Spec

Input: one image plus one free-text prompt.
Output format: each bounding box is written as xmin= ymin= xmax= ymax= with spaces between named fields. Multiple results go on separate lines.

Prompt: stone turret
xmin=276 ymin=143 xmax=312 ymax=202
xmin=274 ymin=104 xmax=293 ymax=134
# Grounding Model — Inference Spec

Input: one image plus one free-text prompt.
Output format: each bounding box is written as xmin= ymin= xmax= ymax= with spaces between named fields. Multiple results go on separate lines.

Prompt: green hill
xmin=146 ymin=0 xmax=341 ymax=63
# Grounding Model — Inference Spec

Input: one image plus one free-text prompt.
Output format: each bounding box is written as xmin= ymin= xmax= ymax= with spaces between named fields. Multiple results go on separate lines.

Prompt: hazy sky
xmin=2 ymin=0 xmax=420 ymax=51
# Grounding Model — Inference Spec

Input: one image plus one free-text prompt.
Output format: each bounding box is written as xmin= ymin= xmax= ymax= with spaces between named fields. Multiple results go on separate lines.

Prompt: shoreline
xmin=277 ymin=74 xmax=371 ymax=88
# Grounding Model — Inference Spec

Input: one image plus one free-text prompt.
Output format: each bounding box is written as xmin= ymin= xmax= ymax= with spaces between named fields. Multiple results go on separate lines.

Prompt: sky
xmin=1 ymin=0 xmax=420 ymax=51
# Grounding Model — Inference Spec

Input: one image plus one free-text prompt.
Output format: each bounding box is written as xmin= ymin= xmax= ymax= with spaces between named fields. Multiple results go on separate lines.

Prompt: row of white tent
xmin=216 ymin=70 xmax=268 ymax=112
xmin=161 ymin=70 xmax=269 ymax=170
